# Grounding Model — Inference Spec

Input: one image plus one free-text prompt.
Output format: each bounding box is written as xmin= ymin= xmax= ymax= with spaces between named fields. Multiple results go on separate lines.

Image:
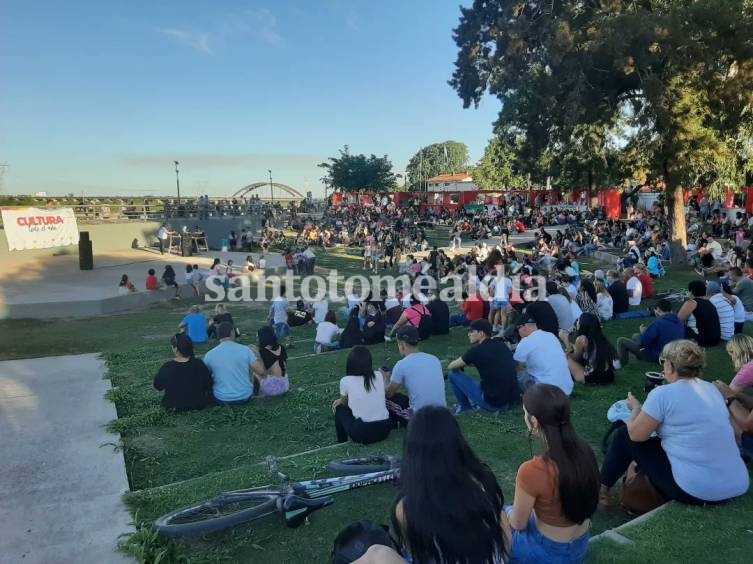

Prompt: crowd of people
xmin=143 ymin=194 xmax=753 ymax=563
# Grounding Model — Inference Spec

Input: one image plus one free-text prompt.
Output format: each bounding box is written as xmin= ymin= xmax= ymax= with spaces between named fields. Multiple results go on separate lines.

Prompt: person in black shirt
xmin=427 ymin=293 xmax=450 ymax=335
xmin=363 ymin=304 xmax=386 ymax=345
xmin=340 ymin=306 xmax=364 ymax=349
xmin=207 ymin=304 xmax=235 ymax=340
xmin=607 ymin=270 xmax=629 ymax=317
xmin=678 ymin=280 xmax=721 ymax=347
xmin=447 ymin=319 xmax=521 ymax=414
xmin=153 ymin=333 xmax=213 ymax=411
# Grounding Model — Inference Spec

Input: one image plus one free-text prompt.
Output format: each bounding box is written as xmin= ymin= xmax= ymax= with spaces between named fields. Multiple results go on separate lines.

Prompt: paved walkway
xmin=0 ymin=354 xmax=132 ymax=563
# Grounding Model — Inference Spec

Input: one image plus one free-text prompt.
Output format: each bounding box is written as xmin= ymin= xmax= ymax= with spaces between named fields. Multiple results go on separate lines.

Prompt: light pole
xmin=268 ymin=169 xmax=274 ymax=202
xmin=174 ymin=161 xmax=181 ymax=205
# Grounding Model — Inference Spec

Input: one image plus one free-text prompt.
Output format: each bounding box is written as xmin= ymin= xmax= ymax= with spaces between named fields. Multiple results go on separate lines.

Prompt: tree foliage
xmin=473 ymin=136 xmax=528 ymax=190
xmin=318 ymin=146 xmax=397 ymax=192
xmin=406 ymin=141 xmax=470 ymax=187
xmin=450 ymin=0 xmax=753 ymax=255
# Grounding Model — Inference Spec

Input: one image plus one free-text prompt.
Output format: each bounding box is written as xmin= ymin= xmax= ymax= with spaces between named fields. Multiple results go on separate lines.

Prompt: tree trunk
xmin=664 ymin=160 xmax=687 ymax=265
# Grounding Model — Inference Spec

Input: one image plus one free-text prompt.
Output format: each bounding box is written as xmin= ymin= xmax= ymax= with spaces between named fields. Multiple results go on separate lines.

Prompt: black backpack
xmin=331 ymin=520 xmax=395 ymax=564
xmin=410 ymin=304 xmax=433 ymax=341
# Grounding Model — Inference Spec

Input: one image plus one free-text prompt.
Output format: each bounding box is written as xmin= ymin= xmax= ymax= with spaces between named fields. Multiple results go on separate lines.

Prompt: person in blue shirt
xmin=204 ymin=322 xmax=265 ymax=405
xmin=179 ymin=305 xmax=209 ymax=344
xmin=615 ymin=299 xmax=684 ymax=367
xmin=646 ymin=248 xmax=666 ymax=278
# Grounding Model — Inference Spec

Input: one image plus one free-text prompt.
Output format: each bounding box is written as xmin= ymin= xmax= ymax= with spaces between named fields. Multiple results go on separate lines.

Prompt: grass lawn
xmin=1 ymin=249 xmax=752 ymax=563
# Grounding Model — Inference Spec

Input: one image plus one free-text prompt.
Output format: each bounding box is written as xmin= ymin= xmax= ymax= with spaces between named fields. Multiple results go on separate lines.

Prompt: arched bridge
xmin=232 ymin=182 xmax=305 ymax=201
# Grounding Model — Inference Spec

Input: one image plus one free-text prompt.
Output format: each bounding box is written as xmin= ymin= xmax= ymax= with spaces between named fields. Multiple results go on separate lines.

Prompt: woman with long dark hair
xmin=356 ymin=406 xmax=510 ymax=564
xmin=339 ymin=306 xmax=364 ymax=349
xmin=508 ymin=384 xmax=598 ymax=562
xmin=331 ymin=346 xmax=390 ymax=444
xmin=153 ymin=333 xmax=213 ymax=411
xmin=567 ymin=313 xmax=616 ymax=384
xmin=254 ymin=326 xmax=289 ymax=397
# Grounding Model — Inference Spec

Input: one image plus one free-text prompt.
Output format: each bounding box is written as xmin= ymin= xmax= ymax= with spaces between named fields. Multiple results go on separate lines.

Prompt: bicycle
xmin=154 ymin=454 xmax=400 ymax=538
xmin=655 ymin=288 xmax=689 ymax=303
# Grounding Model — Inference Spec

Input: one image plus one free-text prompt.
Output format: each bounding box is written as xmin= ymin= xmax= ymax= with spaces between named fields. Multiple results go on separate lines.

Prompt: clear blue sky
xmin=1 ymin=1 xmax=500 ymax=198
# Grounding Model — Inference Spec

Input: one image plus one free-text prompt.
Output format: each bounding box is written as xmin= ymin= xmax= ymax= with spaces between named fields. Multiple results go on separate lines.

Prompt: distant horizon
xmin=1 ymin=1 xmax=499 ymax=198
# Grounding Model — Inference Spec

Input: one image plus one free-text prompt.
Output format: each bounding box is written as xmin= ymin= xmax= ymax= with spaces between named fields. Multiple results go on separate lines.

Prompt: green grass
xmin=0 ymin=255 xmax=751 ymax=563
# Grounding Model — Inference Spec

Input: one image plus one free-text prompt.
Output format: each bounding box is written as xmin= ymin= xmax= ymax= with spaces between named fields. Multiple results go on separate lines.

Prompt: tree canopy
xmin=406 ymin=141 xmax=469 ymax=188
xmin=450 ymin=0 xmax=753 ymax=255
xmin=473 ymin=136 xmax=527 ymax=190
xmin=318 ymin=146 xmax=397 ymax=192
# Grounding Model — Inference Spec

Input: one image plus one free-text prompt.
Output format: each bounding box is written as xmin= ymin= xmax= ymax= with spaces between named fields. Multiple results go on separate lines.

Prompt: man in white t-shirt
xmin=513 ymin=316 xmax=573 ymax=396
xmin=157 ymin=224 xmax=169 ymax=255
xmin=624 ymin=268 xmax=643 ymax=307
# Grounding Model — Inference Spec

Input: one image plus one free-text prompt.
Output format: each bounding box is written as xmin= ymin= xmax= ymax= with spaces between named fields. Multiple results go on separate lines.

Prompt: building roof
xmin=427 ymin=173 xmax=473 ymax=183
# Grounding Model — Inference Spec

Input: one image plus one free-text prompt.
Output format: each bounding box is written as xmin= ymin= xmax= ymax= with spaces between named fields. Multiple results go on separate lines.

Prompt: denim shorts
xmin=506 ymin=509 xmax=590 ymax=564
xmin=491 ymin=300 xmax=509 ymax=311
xmin=274 ymin=322 xmax=290 ymax=338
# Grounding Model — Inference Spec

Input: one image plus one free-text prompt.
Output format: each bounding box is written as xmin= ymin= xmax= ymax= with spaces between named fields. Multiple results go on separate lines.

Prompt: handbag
xmin=621 ymin=461 xmax=666 ymax=516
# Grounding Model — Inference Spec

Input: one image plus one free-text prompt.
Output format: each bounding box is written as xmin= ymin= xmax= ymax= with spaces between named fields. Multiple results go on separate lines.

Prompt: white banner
xmin=1 ymin=207 xmax=80 ymax=251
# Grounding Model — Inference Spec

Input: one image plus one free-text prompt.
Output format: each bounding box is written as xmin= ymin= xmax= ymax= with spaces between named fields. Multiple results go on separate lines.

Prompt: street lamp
xmin=174 ymin=161 xmax=181 ymax=205
xmin=268 ymin=169 xmax=274 ymax=202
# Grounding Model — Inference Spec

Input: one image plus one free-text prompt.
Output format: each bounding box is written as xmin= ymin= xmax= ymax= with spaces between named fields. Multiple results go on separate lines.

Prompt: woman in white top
xmin=600 ymin=340 xmax=749 ymax=505
xmin=315 ymin=311 xmax=341 ymax=353
xmin=595 ymin=281 xmax=613 ymax=322
xmin=331 ymin=346 xmax=390 ymax=445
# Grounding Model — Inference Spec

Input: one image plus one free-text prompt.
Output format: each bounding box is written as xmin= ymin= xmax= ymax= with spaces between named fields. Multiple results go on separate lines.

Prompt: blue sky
xmin=1 ymin=1 xmax=500 ymax=198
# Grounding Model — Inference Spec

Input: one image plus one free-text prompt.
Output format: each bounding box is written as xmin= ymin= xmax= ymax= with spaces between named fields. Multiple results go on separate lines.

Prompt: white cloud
xmin=156 ymin=28 xmax=213 ymax=54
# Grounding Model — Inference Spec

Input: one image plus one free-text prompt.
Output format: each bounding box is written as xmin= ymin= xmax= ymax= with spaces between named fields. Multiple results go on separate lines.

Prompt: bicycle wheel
xmin=154 ymin=491 xmax=279 ymax=537
xmin=327 ymin=455 xmax=399 ymax=475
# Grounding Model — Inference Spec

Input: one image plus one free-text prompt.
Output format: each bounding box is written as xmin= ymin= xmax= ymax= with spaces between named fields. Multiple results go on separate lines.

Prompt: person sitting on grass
xmin=146 ymin=268 xmax=159 ymax=291
xmin=722 ymin=281 xmax=746 ymax=335
xmin=426 ymin=291 xmax=450 ymax=335
xmin=315 ymin=310 xmax=341 ymax=353
xmin=354 ymin=406 xmax=510 ymax=564
xmin=565 ymin=313 xmax=616 ymax=385
xmin=118 ymin=274 xmax=136 ymax=294
xmin=615 ymin=299 xmax=683 ymax=368
xmin=678 ymin=280 xmax=721 ymax=347
xmin=387 ymin=295 xmax=432 ymax=340
xmin=600 ymin=340 xmax=749 ymax=507
xmin=362 ymin=303 xmax=386 ymax=345
xmin=331 ymin=346 xmax=391 ymax=445
xmin=447 ymin=319 xmax=521 ymax=414
xmin=594 ymin=280 xmax=613 ymax=322
xmin=449 ymin=287 xmax=485 ymax=328
xmin=714 ymin=379 xmax=753 ymax=459
xmin=203 ymin=321 xmax=265 ymax=406
xmin=153 ymin=333 xmax=213 ymax=412
xmin=384 ymin=326 xmax=446 ymax=425
xmin=514 ymin=315 xmax=573 ymax=396
xmin=724 ymin=334 xmax=753 ymax=393
xmin=706 ymin=281 xmax=735 ymax=342
xmin=207 ymin=304 xmax=235 ymax=340
xmin=179 ymin=305 xmax=209 ymax=344
xmin=634 ymin=263 xmax=654 ymax=299
xmin=161 ymin=265 xmax=180 ymax=298
xmin=339 ymin=306 xmax=364 ymax=349
xmin=507 ymin=384 xmax=598 ymax=563
xmin=254 ymin=326 xmax=289 ymax=397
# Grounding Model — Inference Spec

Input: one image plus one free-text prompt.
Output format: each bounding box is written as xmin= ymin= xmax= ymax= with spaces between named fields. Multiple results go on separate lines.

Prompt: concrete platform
xmin=0 ymin=354 xmax=132 ymax=563
xmin=0 ymin=249 xmax=285 ymax=319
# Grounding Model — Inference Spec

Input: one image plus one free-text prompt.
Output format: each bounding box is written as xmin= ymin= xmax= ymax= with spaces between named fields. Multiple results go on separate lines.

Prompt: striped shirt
xmin=710 ymin=294 xmax=735 ymax=341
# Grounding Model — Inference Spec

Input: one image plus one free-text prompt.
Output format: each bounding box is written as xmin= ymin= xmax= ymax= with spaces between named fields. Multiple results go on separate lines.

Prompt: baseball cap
xmin=468 ymin=319 xmax=493 ymax=336
xmin=706 ymin=281 xmax=721 ymax=295
xmin=396 ymin=326 xmax=420 ymax=345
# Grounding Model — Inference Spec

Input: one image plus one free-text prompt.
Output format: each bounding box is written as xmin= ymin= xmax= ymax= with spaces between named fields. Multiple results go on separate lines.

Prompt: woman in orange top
xmin=507 ymin=384 xmax=599 ymax=563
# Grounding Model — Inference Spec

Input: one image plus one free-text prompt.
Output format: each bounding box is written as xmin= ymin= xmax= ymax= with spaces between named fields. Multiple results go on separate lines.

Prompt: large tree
xmin=406 ymin=141 xmax=470 ymax=188
xmin=473 ymin=136 xmax=528 ymax=190
xmin=318 ymin=146 xmax=397 ymax=192
xmin=450 ymin=0 xmax=753 ymax=262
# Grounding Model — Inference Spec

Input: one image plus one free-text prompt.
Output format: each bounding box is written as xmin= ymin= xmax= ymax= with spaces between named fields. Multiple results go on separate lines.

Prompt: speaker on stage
xmin=79 ymin=231 xmax=93 ymax=270
xmin=181 ymin=234 xmax=193 ymax=257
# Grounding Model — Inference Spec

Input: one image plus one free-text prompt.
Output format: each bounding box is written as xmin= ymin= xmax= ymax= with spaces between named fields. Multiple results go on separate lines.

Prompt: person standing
xmin=447 ymin=319 xmax=521 ymax=413
xmin=157 ymin=224 xmax=169 ymax=255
